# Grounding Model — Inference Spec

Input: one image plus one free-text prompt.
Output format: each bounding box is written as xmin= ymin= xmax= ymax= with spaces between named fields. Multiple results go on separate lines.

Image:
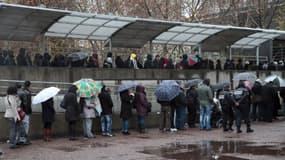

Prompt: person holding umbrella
xmin=62 ymin=85 xmax=80 ymax=140
xmin=41 ymin=98 xmax=55 ymax=142
xmin=119 ymin=86 xmax=135 ymax=135
xmin=32 ymin=86 xmax=60 ymax=142
xmin=155 ymin=81 xmax=180 ymax=132
xmin=232 ymin=81 xmax=254 ymax=133
xmin=186 ymin=83 xmax=199 ymax=128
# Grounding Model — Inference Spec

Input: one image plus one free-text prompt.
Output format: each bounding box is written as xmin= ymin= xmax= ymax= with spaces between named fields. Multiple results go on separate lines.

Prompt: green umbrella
xmin=73 ymin=79 xmax=102 ymax=98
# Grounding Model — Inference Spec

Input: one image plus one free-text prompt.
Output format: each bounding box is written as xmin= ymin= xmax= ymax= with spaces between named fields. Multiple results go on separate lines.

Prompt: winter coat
xmin=186 ymin=88 xmax=199 ymax=108
xmin=98 ymin=88 xmax=113 ymax=115
xmin=115 ymin=56 xmax=125 ymax=68
xmin=81 ymin=97 xmax=96 ymax=119
xmin=120 ymin=90 xmax=134 ymax=119
xmin=144 ymin=54 xmax=153 ymax=69
xmin=171 ymin=90 xmax=187 ymax=108
xmin=197 ymin=84 xmax=213 ymax=106
xmin=4 ymin=95 xmax=21 ymax=122
xmin=18 ymin=87 xmax=32 ymax=114
xmin=63 ymin=86 xmax=80 ymax=122
xmin=41 ymin=98 xmax=55 ymax=123
xmin=134 ymin=86 xmax=148 ymax=116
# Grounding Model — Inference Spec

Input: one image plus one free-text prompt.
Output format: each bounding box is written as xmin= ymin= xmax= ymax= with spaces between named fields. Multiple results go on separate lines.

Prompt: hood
xmin=147 ymin=54 xmax=152 ymax=60
xmin=68 ymin=85 xmax=78 ymax=94
xmin=136 ymin=85 xmax=145 ymax=93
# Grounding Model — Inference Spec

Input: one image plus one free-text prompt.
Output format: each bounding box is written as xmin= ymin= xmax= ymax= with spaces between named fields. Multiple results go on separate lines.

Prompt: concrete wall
xmin=0 ymin=66 xmax=285 ymax=140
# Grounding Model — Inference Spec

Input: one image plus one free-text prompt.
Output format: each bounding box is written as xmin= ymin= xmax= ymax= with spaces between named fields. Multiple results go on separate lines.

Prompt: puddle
xmin=52 ymin=142 xmax=111 ymax=152
xmin=53 ymin=146 xmax=79 ymax=152
xmin=140 ymin=141 xmax=285 ymax=160
xmin=76 ymin=142 xmax=111 ymax=148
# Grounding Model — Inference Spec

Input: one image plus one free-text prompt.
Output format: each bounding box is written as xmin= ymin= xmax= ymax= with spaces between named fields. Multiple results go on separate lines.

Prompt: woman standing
xmin=134 ymin=85 xmax=148 ymax=133
xmin=62 ymin=85 xmax=80 ymax=140
xmin=4 ymin=86 xmax=21 ymax=149
xmin=80 ymin=96 xmax=97 ymax=139
xmin=41 ymin=98 xmax=55 ymax=142
xmin=120 ymin=89 xmax=134 ymax=135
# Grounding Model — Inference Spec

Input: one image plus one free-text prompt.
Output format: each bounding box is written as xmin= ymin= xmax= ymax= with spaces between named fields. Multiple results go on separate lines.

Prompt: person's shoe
xmin=106 ymin=133 xmax=113 ymax=137
xmin=69 ymin=137 xmax=78 ymax=141
xmin=237 ymin=129 xmax=242 ymax=133
xmin=170 ymin=128 xmax=178 ymax=132
xmin=223 ymin=128 xmax=229 ymax=132
xmin=246 ymin=128 xmax=254 ymax=133
xmin=228 ymin=128 xmax=234 ymax=131
xmin=102 ymin=133 xmax=107 ymax=136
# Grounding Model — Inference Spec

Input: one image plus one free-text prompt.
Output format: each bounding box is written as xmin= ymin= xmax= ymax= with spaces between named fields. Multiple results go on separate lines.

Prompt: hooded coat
xmin=63 ymin=85 xmax=80 ymax=122
xmin=119 ymin=90 xmax=134 ymax=119
xmin=98 ymin=86 xmax=114 ymax=115
xmin=134 ymin=85 xmax=148 ymax=116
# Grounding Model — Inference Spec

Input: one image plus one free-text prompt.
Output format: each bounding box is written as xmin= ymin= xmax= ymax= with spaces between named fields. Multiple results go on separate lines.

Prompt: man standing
xmin=232 ymin=81 xmax=254 ymax=133
xmin=197 ymin=79 xmax=213 ymax=131
xmin=20 ymin=81 xmax=32 ymax=138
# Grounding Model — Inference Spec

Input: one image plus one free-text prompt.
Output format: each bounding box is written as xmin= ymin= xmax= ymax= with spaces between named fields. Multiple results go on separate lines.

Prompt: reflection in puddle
xmin=140 ymin=141 xmax=285 ymax=160
xmin=52 ymin=142 xmax=111 ymax=152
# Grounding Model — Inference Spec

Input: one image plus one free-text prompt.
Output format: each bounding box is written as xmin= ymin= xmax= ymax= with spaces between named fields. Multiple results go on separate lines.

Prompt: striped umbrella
xmin=73 ymin=79 xmax=102 ymax=98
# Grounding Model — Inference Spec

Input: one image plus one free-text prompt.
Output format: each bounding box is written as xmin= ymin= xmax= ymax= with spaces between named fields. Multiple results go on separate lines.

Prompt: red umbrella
xmin=189 ymin=56 xmax=198 ymax=66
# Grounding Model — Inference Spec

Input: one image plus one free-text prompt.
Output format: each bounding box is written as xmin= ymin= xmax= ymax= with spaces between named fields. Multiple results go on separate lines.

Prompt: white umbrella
xmin=264 ymin=75 xmax=285 ymax=87
xmin=32 ymin=87 xmax=60 ymax=104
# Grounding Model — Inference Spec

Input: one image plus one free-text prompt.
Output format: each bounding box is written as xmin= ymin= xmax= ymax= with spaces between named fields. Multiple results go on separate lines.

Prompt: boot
xmin=46 ymin=128 xmax=51 ymax=142
xmin=246 ymin=127 xmax=254 ymax=133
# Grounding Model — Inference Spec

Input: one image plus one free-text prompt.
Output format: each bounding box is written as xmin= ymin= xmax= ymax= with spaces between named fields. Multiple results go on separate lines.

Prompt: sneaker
xmin=237 ymin=130 xmax=242 ymax=133
xmin=122 ymin=131 xmax=130 ymax=135
xmin=106 ymin=133 xmax=113 ymax=137
xmin=170 ymin=128 xmax=178 ymax=132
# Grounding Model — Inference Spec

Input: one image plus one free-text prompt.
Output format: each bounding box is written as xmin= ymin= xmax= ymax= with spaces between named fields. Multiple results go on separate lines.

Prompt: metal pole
xmin=41 ymin=34 xmax=46 ymax=55
xmin=198 ymin=44 xmax=202 ymax=56
xmin=229 ymin=47 xmax=232 ymax=60
xmin=256 ymin=46 xmax=260 ymax=66
xmin=149 ymin=41 xmax=153 ymax=55
xmin=109 ymin=38 xmax=112 ymax=52
xmin=269 ymin=39 xmax=273 ymax=63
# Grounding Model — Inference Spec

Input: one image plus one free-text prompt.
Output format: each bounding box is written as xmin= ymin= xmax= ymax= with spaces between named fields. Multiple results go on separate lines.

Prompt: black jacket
xmin=63 ymin=86 xmax=80 ymax=122
xmin=98 ymin=88 xmax=114 ymax=115
xmin=41 ymin=98 xmax=55 ymax=123
xmin=19 ymin=87 xmax=32 ymax=114
xmin=119 ymin=90 xmax=134 ymax=119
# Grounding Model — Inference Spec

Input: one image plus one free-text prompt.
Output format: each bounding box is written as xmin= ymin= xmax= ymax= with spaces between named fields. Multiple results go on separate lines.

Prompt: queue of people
xmin=1 ymin=48 xmax=285 ymax=71
xmin=3 ymin=78 xmax=284 ymax=150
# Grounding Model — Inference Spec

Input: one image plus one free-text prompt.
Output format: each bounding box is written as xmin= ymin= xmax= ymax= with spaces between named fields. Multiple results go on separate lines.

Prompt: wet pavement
xmin=0 ymin=118 xmax=285 ymax=160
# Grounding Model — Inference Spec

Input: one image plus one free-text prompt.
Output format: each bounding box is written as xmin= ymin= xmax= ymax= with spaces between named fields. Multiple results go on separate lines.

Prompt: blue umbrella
xmin=160 ymin=80 xmax=179 ymax=86
xmin=185 ymin=79 xmax=202 ymax=88
xmin=155 ymin=84 xmax=180 ymax=101
xmin=116 ymin=82 xmax=138 ymax=93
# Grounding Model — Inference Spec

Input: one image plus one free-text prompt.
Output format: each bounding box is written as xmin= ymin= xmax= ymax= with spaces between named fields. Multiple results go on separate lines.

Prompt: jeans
xmin=175 ymin=106 xmax=186 ymax=129
xmin=7 ymin=118 xmax=18 ymax=148
xmin=101 ymin=115 xmax=112 ymax=135
xmin=159 ymin=106 xmax=171 ymax=130
xmin=22 ymin=114 xmax=30 ymax=134
xmin=83 ymin=118 xmax=94 ymax=138
xmin=122 ymin=118 xmax=129 ymax=132
xmin=199 ymin=104 xmax=211 ymax=130
xmin=137 ymin=115 xmax=145 ymax=129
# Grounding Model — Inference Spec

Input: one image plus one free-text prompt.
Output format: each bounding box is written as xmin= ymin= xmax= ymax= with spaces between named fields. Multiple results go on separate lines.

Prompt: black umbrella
xmin=67 ymin=52 xmax=90 ymax=62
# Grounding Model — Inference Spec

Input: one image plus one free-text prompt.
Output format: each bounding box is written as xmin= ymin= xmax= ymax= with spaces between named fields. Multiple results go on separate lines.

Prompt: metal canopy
xmin=153 ymin=23 xmax=227 ymax=46
xmin=46 ymin=12 xmax=136 ymax=41
xmin=201 ymin=28 xmax=258 ymax=51
xmin=0 ymin=3 xmax=68 ymax=41
xmin=109 ymin=20 xmax=178 ymax=48
xmin=231 ymin=31 xmax=285 ymax=49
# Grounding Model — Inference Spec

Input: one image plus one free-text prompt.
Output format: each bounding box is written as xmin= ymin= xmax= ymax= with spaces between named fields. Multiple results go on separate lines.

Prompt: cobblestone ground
xmin=0 ymin=118 xmax=285 ymax=160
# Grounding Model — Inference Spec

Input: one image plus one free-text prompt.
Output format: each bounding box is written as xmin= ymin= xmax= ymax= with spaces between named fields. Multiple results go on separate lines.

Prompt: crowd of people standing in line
xmin=1 ymin=48 xmax=285 ymax=71
xmin=3 ymin=78 xmax=285 ymax=150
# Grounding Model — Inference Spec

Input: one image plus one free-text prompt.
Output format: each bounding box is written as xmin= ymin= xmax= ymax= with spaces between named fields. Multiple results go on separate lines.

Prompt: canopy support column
xmin=230 ymin=47 xmax=232 ymax=60
xmin=41 ymin=35 xmax=46 ymax=55
xmin=256 ymin=46 xmax=260 ymax=66
xmin=149 ymin=41 xmax=153 ymax=54
xmin=269 ymin=39 xmax=273 ymax=63
xmin=109 ymin=38 xmax=112 ymax=52
xmin=198 ymin=44 xmax=202 ymax=56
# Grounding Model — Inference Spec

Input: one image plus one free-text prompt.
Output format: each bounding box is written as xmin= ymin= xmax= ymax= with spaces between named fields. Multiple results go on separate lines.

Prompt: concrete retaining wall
xmin=0 ymin=66 xmax=284 ymax=140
